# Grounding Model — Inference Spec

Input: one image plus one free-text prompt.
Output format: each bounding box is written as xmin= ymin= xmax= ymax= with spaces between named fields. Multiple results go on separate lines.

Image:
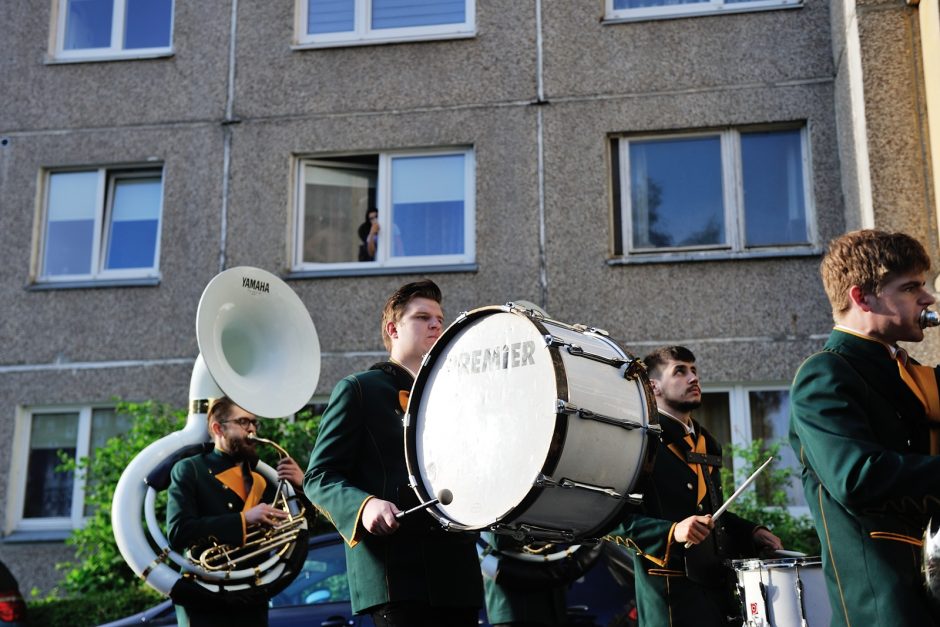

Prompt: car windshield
xmin=268 ymin=539 xmax=350 ymax=608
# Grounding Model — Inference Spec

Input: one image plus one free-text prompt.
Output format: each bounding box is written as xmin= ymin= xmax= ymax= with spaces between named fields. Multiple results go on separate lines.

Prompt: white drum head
xmin=413 ymin=310 xmax=559 ymax=528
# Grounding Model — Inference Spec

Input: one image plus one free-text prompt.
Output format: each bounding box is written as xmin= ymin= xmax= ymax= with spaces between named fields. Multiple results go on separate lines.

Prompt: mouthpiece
xmin=437 ymin=489 xmax=453 ymax=506
xmin=921 ymin=310 xmax=940 ymax=329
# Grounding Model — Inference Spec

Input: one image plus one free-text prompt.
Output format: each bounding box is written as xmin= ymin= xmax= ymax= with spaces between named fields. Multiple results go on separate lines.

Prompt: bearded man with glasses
xmin=166 ymin=396 xmax=307 ymax=627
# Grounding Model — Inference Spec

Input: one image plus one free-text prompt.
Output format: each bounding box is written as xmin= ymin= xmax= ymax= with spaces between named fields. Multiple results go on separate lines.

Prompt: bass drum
xmin=404 ymin=305 xmax=659 ymax=542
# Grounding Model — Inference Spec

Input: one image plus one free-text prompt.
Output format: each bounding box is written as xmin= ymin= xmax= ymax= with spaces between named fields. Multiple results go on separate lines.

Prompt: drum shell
xmin=731 ymin=557 xmax=832 ymax=627
xmin=405 ymin=306 xmax=656 ymax=540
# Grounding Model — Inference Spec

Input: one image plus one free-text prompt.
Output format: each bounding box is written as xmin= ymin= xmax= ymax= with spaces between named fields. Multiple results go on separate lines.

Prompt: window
xmin=613 ymin=126 xmax=813 ymax=260
xmin=294 ymin=149 xmax=475 ymax=273
xmin=11 ymin=406 xmax=131 ymax=532
xmin=54 ymin=0 xmax=174 ymax=60
xmin=296 ymin=0 xmax=475 ymax=47
xmin=38 ymin=166 xmax=163 ymax=284
xmin=605 ymin=0 xmax=800 ymax=22
xmin=698 ymin=386 xmax=805 ymax=510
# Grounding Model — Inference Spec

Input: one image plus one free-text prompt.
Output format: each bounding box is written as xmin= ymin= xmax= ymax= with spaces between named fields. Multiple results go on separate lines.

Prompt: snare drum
xmin=404 ymin=305 xmax=659 ymax=541
xmin=731 ymin=557 xmax=832 ymax=627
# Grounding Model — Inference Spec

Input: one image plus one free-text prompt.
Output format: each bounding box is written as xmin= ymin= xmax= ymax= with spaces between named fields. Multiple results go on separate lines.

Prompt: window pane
xmin=302 ymin=159 xmax=378 ymax=263
xmin=390 ymin=154 xmax=465 ymax=257
xmin=629 ymin=136 xmax=725 ymax=249
xmin=124 ymin=0 xmax=172 ymax=49
xmin=615 ymin=0 xmax=709 ymax=7
xmin=748 ymin=390 xmax=803 ymax=506
xmin=44 ymin=171 xmax=98 ymax=276
xmin=372 ymin=0 xmax=466 ymax=29
xmin=741 ymin=129 xmax=808 ymax=247
xmin=307 ymin=0 xmax=355 ymax=34
xmin=24 ymin=413 xmax=79 ymax=518
xmin=83 ymin=408 xmax=131 ymax=515
xmin=105 ymin=175 xmax=162 ymax=270
xmin=64 ymin=0 xmax=113 ymax=49
xmin=697 ymin=392 xmax=733 ymax=473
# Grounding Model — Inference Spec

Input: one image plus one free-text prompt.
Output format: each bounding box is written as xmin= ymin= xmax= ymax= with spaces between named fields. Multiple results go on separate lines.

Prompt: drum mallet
xmin=395 ymin=489 xmax=453 ymax=519
xmin=684 ymin=457 xmax=773 ymax=549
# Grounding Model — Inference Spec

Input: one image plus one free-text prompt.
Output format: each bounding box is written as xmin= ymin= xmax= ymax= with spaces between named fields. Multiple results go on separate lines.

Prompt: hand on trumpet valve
xmin=246 ymin=503 xmax=290 ymax=527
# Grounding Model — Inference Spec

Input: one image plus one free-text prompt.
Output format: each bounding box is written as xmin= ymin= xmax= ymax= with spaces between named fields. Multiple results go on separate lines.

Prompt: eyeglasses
xmin=223 ymin=417 xmax=260 ymax=431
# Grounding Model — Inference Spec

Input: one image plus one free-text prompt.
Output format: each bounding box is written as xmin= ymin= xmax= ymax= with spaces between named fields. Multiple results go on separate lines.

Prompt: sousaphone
xmin=111 ymin=267 xmax=320 ymax=603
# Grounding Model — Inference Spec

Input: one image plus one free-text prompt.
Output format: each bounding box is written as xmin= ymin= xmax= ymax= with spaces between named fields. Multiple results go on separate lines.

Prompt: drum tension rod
xmin=555 ymin=400 xmax=646 ymax=431
xmin=535 ymin=473 xmax=623 ymax=500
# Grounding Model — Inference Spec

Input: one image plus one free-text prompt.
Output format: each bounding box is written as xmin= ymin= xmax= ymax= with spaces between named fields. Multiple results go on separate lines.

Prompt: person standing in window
xmin=166 ymin=397 xmax=308 ymax=627
xmin=358 ymin=208 xmax=379 ymax=261
xmin=612 ymin=346 xmax=782 ymax=626
xmin=790 ymin=229 xmax=940 ymax=626
xmin=305 ymin=279 xmax=483 ymax=627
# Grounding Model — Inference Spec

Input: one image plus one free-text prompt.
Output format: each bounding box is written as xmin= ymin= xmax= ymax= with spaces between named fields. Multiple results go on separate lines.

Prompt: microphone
xmin=395 ymin=489 xmax=453 ymax=519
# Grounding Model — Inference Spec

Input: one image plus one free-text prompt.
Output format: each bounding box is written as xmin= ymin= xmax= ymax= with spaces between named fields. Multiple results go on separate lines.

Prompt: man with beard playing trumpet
xmin=166 ymin=396 xmax=307 ymax=627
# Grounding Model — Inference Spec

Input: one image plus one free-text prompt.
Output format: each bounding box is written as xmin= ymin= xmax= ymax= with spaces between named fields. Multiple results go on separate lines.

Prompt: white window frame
xmin=617 ymin=125 xmax=815 ymax=259
xmin=702 ymin=383 xmax=808 ymax=517
xmin=52 ymin=0 xmax=175 ymax=62
xmin=37 ymin=165 xmax=164 ymax=284
xmin=6 ymin=405 xmax=120 ymax=534
xmin=604 ymin=0 xmax=801 ymax=23
xmin=293 ymin=147 xmax=476 ymax=273
xmin=294 ymin=0 xmax=475 ymax=48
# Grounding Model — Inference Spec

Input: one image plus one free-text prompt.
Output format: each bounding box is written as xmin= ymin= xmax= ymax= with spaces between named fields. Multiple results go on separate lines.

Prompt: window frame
xmin=604 ymin=0 xmax=801 ymax=24
xmin=52 ymin=0 xmax=175 ymax=62
xmin=294 ymin=0 xmax=476 ymax=49
xmin=292 ymin=147 xmax=476 ymax=275
xmin=7 ymin=405 xmax=123 ymax=534
xmin=36 ymin=165 xmax=164 ymax=285
xmin=701 ymin=383 xmax=807 ymax=516
xmin=613 ymin=124 xmax=816 ymax=262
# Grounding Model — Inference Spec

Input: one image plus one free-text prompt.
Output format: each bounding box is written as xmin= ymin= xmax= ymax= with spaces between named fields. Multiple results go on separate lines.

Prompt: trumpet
xmin=196 ymin=434 xmax=307 ymax=573
xmin=922 ymin=309 xmax=940 ymax=329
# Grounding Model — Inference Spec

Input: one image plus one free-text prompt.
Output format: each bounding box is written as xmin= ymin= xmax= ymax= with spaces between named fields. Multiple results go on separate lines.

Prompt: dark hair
xmin=381 ymin=279 xmax=442 ymax=351
xmin=821 ymin=229 xmax=930 ymax=319
xmin=643 ymin=346 xmax=696 ymax=379
xmin=207 ymin=396 xmax=237 ymax=426
xmin=358 ymin=208 xmax=378 ymax=242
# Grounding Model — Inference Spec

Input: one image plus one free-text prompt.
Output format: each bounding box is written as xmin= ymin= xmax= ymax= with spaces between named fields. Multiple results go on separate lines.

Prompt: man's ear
xmin=648 ymin=378 xmax=662 ymax=397
xmin=848 ymin=285 xmax=875 ymax=312
xmin=385 ymin=320 xmax=398 ymax=343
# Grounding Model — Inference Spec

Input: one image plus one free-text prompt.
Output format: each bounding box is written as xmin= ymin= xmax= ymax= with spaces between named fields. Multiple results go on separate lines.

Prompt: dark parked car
xmin=0 ymin=560 xmax=28 ymax=627
xmin=101 ymin=533 xmax=636 ymax=627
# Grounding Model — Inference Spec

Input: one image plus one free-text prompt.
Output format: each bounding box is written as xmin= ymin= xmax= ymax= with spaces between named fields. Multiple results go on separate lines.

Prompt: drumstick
xmin=684 ymin=457 xmax=773 ymax=549
xmin=395 ymin=489 xmax=453 ymax=519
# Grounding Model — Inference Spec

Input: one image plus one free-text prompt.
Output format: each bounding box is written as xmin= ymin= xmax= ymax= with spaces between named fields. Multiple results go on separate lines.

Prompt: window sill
xmin=45 ymin=50 xmax=174 ymax=65
xmin=607 ymin=246 xmax=822 ymax=265
xmin=292 ymin=31 xmax=475 ymax=51
xmin=603 ymin=0 xmax=801 ymax=24
xmin=287 ymin=262 xmax=478 ymax=279
xmin=26 ymin=276 xmax=161 ymax=291
xmin=1 ymin=529 xmax=71 ymax=543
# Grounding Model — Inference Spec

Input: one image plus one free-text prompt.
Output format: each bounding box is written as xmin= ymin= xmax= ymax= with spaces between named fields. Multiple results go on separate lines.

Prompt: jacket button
xmin=697 ymin=503 xmax=704 ymax=511
xmin=686 ymin=483 xmax=693 ymax=490
xmin=228 ymin=503 xmax=233 ymax=509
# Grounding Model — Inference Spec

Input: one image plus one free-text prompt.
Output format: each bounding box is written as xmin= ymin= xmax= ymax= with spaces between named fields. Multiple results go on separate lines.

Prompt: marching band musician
xmin=790 ymin=229 xmax=940 ymax=626
xmin=613 ymin=346 xmax=782 ymax=626
xmin=165 ymin=396 xmax=308 ymax=627
xmin=304 ymin=279 xmax=483 ymax=627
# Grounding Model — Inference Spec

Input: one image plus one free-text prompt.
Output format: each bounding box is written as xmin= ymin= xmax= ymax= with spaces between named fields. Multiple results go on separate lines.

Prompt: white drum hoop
xmin=404 ymin=304 xmax=659 ymax=541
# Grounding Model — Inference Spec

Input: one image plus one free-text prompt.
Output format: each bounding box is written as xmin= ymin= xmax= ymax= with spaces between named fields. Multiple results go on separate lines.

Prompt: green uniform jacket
xmin=614 ymin=413 xmax=760 ymax=627
xmin=789 ymin=329 xmax=940 ymax=626
xmin=304 ymin=362 xmax=483 ymax=614
xmin=166 ymin=448 xmax=277 ymax=627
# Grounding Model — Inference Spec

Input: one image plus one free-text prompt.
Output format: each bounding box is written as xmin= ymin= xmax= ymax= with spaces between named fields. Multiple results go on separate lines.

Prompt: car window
xmin=269 ymin=539 xmax=350 ymax=608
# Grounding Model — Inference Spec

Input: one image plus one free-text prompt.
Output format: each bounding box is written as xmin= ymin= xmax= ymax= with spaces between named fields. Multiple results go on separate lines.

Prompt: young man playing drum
xmin=304 ymin=279 xmax=483 ymax=627
xmin=790 ymin=229 xmax=940 ymax=626
xmin=615 ymin=346 xmax=782 ymax=626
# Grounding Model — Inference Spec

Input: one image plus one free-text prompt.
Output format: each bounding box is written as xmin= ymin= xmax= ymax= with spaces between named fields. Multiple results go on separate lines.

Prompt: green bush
xmin=719 ymin=438 xmax=821 ymax=555
xmin=27 ymin=586 xmax=163 ymax=627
